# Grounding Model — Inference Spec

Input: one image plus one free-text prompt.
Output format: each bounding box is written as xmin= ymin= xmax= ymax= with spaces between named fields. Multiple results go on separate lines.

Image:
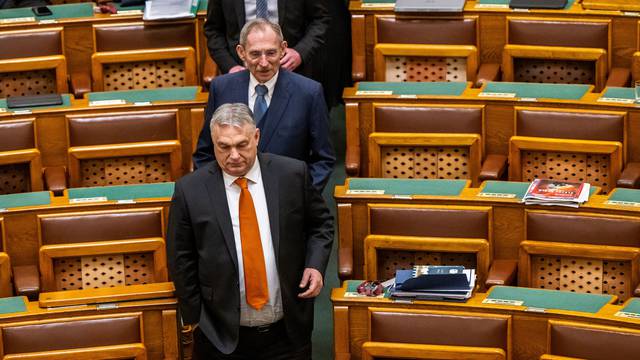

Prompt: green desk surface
xmin=0 ymin=3 xmax=94 ymax=20
xmin=608 ymin=188 xmax=640 ymax=203
xmin=486 ymin=286 xmax=613 ymax=313
xmin=0 ymin=191 xmax=51 ymax=210
xmin=114 ymin=3 xmax=144 ymax=11
xmin=0 ymin=297 xmax=27 ymax=315
xmin=601 ymin=87 xmax=635 ymax=100
xmin=482 ymin=82 xmax=590 ymax=100
xmin=197 ymin=0 xmax=207 ymax=12
xmin=348 ymin=178 xmax=468 ymax=196
xmin=477 ymin=0 xmax=574 ymax=8
xmin=479 ymin=181 xmax=598 ymax=199
xmin=67 ymin=182 xmax=175 ymax=201
xmin=87 ymin=87 xmax=199 ymax=103
xmin=357 ymin=82 xmax=468 ymax=96
xmin=0 ymin=95 xmax=71 ymax=112
xmin=620 ymin=298 xmax=640 ymax=315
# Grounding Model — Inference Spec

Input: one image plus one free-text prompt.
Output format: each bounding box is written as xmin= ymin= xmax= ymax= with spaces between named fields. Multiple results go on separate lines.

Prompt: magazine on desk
xmin=391 ymin=265 xmax=476 ymax=302
xmin=522 ymin=179 xmax=590 ymax=208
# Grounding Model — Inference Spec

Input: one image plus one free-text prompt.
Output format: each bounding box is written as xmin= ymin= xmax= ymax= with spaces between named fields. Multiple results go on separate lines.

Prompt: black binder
xmin=509 ymin=0 xmax=568 ymax=9
xmin=6 ymin=94 xmax=63 ymax=109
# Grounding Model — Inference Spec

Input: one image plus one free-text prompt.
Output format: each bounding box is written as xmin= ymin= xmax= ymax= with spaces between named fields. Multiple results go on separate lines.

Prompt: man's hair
xmin=239 ymin=18 xmax=284 ymax=47
xmin=210 ymin=103 xmax=256 ymax=133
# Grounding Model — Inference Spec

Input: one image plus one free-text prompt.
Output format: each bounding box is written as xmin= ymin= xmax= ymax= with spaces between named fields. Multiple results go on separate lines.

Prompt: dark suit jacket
xmin=203 ymin=0 xmax=329 ymax=73
xmin=193 ymin=69 xmax=335 ymax=189
xmin=167 ymin=153 xmax=334 ymax=354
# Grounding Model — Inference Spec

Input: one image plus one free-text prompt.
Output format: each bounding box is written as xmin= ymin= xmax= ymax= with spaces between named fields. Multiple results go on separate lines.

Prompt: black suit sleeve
xmin=166 ymin=182 xmax=201 ymax=325
xmin=292 ymin=0 xmax=330 ymax=66
xmin=307 ymin=81 xmax=335 ymax=189
xmin=204 ymin=0 xmax=241 ymax=73
xmin=302 ymin=162 xmax=334 ymax=274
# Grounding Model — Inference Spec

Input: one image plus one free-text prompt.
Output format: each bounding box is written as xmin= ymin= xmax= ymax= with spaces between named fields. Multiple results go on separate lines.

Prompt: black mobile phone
xmin=32 ymin=6 xmax=53 ymax=16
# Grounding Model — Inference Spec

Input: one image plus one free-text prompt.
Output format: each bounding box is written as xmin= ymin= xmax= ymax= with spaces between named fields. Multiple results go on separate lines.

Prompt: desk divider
xmin=485 ymin=285 xmax=614 ymax=313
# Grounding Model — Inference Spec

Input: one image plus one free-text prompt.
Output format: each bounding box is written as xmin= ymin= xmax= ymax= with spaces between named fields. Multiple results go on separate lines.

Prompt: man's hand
xmin=281 ymin=48 xmax=302 ymax=71
xmin=229 ymin=65 xmax=246 ymax=73
xmin=298 ymin=268 xmax=323 ymax=298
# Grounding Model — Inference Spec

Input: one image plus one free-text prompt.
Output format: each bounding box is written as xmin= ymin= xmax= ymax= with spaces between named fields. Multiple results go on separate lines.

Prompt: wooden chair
xmin=361 ymin=204 xmax=516 ymax=290
xmin=0 ymin=313 xmax=147 ymax=359
xmin=361 ymin=308 xmax=511 ymax=360
xmin=25 ymin=208 xmax=172 ymax=307
xmin=503 ymin=18 xmax=626 ymax=92
xmin=373 ymin=16 xmax=491 ymax=84
xmin=0 ymin=218 xmax=13 ymax=298
xmin=367 ymin=104 xmax=505 ymax=187
xmin=65 ymin=110 xmax=182 ymax=188
xmin=0 ymin=28 xmax=68 ymax=98
xmin=90 ymin=22 xmax=198 ymax=93
xmin=520 ymin=210 xmax=640 ymax=303
xmin=540 ymin=320 xmax=640 ymax=360
xmin=0 ymin=119 xmax=43 ymax=195
xmin=508 ymin=107 xmax=628 ymax=193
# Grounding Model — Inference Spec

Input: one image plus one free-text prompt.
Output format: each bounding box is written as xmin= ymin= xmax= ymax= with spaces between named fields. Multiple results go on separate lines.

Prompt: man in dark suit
xmin=194 ymin=19 xmax=335 ymax=189
xmin=168 ymin=103 xmax=333 ymax=359
xmin=204 ymin=0 xmax=329 ymax=75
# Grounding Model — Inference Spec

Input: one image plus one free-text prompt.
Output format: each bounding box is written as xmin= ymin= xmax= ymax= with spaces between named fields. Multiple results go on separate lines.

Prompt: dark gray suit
xmin=167 ymin=153 xmax=333 ymax=354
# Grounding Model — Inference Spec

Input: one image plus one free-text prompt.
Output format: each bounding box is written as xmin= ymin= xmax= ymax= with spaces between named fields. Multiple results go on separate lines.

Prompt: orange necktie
xmin=235 ymin=177 xmax=269 ymax=310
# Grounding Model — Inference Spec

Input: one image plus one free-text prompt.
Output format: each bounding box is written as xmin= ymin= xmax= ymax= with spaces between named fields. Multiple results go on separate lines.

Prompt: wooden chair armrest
xmin=39 ymin=281 xmax=175 ymax=308
xmin=479 ymin=154 xmax=507 ymax=182
xmin=475 ymin=63 xmax=501 ymax=88
xmin=606 ymin=67 xmax=631 ymax=88
xmin=43 ymin=166 xmax=67 ymax=196
xmin=485 ymin=259 xmax=518 ymax=288
xmin=13 ymin=264 xmax=40 ymax=300
xmin=202 ymin=53 xmax=218 ymax=89
xmin=69 ymin=72 xmax=92 ymax=99
xmin=617 ymin=162 xmax=640 ymax=188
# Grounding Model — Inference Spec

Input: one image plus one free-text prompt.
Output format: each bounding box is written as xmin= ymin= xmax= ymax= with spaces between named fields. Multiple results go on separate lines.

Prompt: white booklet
xmin=143 ymin=0 xmax=198 ymax=20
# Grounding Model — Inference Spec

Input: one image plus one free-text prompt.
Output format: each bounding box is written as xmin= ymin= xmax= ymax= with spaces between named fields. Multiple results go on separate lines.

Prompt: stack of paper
xmin=522 ymin=179 xmax=590 ymax=208
xmin=143 ymin=0 xmax=198 ymax=20
xmin=391 ymin=265 xmax=476 ymax=302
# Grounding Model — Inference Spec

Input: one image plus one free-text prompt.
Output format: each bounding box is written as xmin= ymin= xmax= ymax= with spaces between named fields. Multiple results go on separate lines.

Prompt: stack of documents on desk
xmin=391 ymin=265 xmax=475 ymax=302
xmin=143 ymin=0 xmax=197 ymax=20
xmin=522 ymin=179 xmax=590 ymax=208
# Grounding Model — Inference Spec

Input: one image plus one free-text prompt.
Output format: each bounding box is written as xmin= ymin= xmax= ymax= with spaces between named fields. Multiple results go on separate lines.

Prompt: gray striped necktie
xmin=256 ymin=0 xmax=268 ymax=19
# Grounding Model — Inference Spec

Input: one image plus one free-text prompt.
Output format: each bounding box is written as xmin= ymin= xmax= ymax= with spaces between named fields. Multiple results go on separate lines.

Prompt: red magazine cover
xmin=526 ymin=179 xmax=585 ymax=200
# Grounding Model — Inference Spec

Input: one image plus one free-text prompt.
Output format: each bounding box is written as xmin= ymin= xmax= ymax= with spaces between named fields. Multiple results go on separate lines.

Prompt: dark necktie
xmin=254 ymin=84 xmax=268 ymax=124
xmin=256 ymin=0 xmax=268 ymax=19
xmin=234 ymin=177 xmax=269 ymax=310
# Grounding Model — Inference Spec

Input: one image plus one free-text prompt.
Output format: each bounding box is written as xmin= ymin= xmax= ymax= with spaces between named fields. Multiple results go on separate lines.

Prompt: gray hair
xmin=209 ymin=103 xmax=256 ymax=133
xmin=239 ymin=18 xmax=284 ymax=47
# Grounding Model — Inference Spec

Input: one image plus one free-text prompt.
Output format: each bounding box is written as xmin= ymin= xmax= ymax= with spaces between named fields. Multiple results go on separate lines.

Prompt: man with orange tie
xmin=167 ymin=103 xmax=333 ymax=359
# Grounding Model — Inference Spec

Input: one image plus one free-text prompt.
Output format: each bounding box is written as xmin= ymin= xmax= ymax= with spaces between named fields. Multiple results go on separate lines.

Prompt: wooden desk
xmin=332 ymin=282 xmax=640 ymax=360
xmin=349 ymin=0 xmax=639 ymax=81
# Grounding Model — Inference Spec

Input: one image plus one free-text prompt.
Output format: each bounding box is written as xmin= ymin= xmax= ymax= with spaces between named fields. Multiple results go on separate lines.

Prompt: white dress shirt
xmin=244 ymin=0 xmax=279 ymax=23
xmin=248 ymin=71 xmax=278 ymax=114
xmin=222 ymin=158 xmax=283 ymax=326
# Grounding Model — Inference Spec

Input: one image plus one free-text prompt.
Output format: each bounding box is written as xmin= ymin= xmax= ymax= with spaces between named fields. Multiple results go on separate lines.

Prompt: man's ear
xmin=254 ymin=127 xmax=260 ymax=143
xmin=236 ymin=44 xmax=246 ymax=62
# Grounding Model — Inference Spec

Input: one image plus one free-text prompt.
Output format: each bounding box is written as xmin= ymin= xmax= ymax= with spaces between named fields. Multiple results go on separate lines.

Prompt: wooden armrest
xmin=39 ymin=281 xmax=175 ymax=308
xmin=43 ymin=166 xmax=67 ymax=196
xmin=13 ymin=265 xmax=40 ymax=300
xmin=617 ymin=162 xmax=640 ymax=188
xmin=202 ymin=53 xmax=218 ymax=89
xmin=634 ymin=282 xmax=640 ymax=297
xmin=606 ymin=67 xmax=631 ymax=88
xmin=338 ymin=246 xmax=353 ymax=280
xmin=475 ymin=63 xmax=501 ymax=88
xmin=70 ymin=72 xmax=92 ymax=99
xmin=479 ymin=154 xmax=507 ymax=182
xmin=485 ymin=260 xmax=517 ymax=288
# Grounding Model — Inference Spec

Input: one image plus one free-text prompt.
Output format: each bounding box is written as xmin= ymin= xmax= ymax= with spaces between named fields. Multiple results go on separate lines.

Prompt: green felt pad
xmin=483 ymin=82 xmax=590 ymax=100
xmin=620 ymin=298 xmax=640 ymax=315
xmin=87 ymin=87 xmax=199 ymax=103
xmin=0 ymin=95 xmax=71 ymax=112
xmin=348 ymin=178 xmax=467 ymax=196
xmin=0 ymin=297 xmax=27 ymax=315
xmin=602 ymin=87 xmax=635 ymax=100
xmin=0 ymin=191 xmax=51 ymax=210
xmin=67 ymin=182 xmax=175 ymax=201
xmin=487 ymin=286 xmax=612 ymax=313
xmin=480 ymin=181 xmax=530 ymax=199
xmin=357 ymin=82 xmax=467 ymax=96
xmin=477 ymin=0 xmax=574 ymax=8
xmin=0 ymin=3 xmax=94 ymax=20
xmin=608 ymin=188 xmax=640 ymax=203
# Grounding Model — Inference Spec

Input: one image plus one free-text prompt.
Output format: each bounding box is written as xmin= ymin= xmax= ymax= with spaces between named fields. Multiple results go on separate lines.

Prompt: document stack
xmin=391 ymin=265 xmax=476 ymax=302
xmin=522 ymin=179 xmax=590 ymax=208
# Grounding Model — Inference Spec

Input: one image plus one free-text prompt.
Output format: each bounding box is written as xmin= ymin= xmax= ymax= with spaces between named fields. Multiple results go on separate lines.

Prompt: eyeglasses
xmin=246 ymin=49 xmax=280 ymax=61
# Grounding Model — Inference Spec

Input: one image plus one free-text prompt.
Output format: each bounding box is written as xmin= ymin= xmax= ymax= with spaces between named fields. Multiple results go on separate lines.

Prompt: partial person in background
xmin=204 ymin=0 xmax=329 ymax=77
xmin=0 ymin=0 xmax=48 ymax=9
xmin=194 ymin=19 xmax=335 ymax=190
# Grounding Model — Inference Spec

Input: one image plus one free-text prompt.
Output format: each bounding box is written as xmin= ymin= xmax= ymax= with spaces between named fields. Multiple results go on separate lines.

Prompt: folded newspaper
xmin=143 ymin=0 xmax=198 ymax=20
xmin=522 ymin=179 xmax=590 ymax=208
